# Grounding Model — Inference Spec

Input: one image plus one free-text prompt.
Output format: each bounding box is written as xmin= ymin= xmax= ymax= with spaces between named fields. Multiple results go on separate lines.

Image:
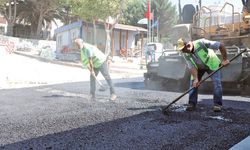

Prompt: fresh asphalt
xmin=0 ymin=53 xmax=250 ymax=149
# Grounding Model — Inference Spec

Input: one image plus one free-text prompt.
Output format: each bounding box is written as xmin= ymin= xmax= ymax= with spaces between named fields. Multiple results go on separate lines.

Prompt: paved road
xmin=1 ymin=54 xmax=250 ymax=150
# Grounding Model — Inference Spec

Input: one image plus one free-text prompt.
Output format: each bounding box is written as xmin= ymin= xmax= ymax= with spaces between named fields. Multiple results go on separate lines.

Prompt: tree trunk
xmin=105 ymin=25 xmax=111 ymax=56
xmin=30 ymin=22 xmax=37 ymax=38
xmin=5 ymin=0 xmax=17 ymax=37
xmin=93 ymin=20 xmax=97 ymax=46
xmin=103 ymin=6 xmax=122 ymax=56
xmin=6 ymin=23 xmax=14 ymax=36
xmin=36 ymin=13 xmax=44 ymax=39
xmin=104 ymin=20 xmax=118 ymax=56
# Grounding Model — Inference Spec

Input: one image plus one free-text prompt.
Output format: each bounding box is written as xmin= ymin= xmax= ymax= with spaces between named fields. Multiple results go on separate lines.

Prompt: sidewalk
xmin=13 ymin=51 xmax=147 ymax=75
xmin=1 ymin=50 xmax=146 ymax=89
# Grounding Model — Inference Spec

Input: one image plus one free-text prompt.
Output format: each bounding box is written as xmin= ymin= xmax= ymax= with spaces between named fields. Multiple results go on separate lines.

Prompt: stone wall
xmin=0 ymin=35 xmax=56 ymax=60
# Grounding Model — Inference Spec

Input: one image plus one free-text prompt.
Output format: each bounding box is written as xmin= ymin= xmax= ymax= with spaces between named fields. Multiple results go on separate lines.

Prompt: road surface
xmin=0 ymin=53 xmax=250 ymax=150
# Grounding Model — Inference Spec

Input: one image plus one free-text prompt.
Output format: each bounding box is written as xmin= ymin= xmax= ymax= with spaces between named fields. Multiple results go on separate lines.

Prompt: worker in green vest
xmin=74 ymin=38 xmax=117 ymax=101
xmin=176 ymin=38 xmax=229 ymax=112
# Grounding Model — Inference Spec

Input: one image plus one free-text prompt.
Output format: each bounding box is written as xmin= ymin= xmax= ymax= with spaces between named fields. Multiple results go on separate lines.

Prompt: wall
xmin=0 ymin=16 xmax=7 ymax=35
xmin=56 ymin=27 xmax=80 ymax=53
xmin=82 ymin=25 xmax=106 ymax=51
xmin=55 ymin=21 xmax=140 ymax=59
xmin=0 ymin=35 xmax=56 ymax=59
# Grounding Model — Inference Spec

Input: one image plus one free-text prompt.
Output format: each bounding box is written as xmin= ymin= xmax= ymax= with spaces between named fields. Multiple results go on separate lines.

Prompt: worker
xmin=74 ymin=38 xmax=117 ymax=101
xmin=176 ymin=38 xmax=229 ymax=112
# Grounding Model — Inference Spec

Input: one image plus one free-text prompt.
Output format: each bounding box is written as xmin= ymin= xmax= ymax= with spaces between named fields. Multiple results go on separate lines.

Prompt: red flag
xmin=144 ymin=0 xmax=153 ymax=20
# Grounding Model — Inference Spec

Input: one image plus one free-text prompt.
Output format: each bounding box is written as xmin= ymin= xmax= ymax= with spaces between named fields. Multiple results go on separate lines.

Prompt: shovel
xmin=162 ymin=48 xmax=247 ymax=115
xmin=90 ymin=72 xmax=106 ymax=92
xmin=87 ymin=66 xmax=106 ymax=91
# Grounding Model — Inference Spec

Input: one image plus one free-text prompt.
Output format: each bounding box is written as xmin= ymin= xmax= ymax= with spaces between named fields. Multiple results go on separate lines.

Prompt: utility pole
xmin=178 ymin=0 xmax=181 ymax=23
xmin=144 ymin=0 xmax=153 ymax=43
xmin=147 ymin=0 xmax=152 ymax=43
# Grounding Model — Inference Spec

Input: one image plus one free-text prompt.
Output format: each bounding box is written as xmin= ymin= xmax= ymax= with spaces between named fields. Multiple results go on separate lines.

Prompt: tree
xmin=66 ymin=0 xmax=126 ymax=56
xmin=121 ymin=0 xmax=145 ymax=26
xmin=57 ymin=5 xmax=78 ymax=25
xmin=17 ymin=0 xmax=64 ymax=39
xmin=100 ymin=0 xmax=126 ymax=56
xmin=151 ymin=0 xmax=178 ymax=41
xmin=66 ymin=0 xmax=99 ymax=45
xmin=121 ymin=0 xmax=178 ymax=42
xmin=31 ymin=0 xmax=63 ymax=38
xmin=0 ymin=0 xmax=65 ymax=39
xmin=0 ymin=0 xmax=24 ymax=36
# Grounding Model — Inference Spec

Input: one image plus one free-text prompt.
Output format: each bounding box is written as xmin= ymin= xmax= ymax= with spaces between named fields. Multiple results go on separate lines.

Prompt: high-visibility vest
xmin=80 ymin=45 xmax=106 ymax=68
xmin=185 ymin=41 xmax=221 ymax=71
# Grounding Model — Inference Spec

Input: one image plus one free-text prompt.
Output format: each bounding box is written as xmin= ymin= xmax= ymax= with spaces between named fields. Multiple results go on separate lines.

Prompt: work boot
xmin=186 ymin=103 xmax=196 ymax=111
xmin=213 ymin=104 xmax=222 ymax=112
xmin=110 ymin=93 xmax=117 ymax=101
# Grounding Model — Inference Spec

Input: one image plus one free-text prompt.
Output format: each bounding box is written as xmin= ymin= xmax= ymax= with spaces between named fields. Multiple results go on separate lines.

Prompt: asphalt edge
xmin=229 ymin=135 xmax=250 ymax=150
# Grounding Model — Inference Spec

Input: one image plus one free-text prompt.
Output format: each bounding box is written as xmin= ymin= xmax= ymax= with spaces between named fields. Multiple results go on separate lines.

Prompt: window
xmin=57 ymin=35 xmax=62 ymax=47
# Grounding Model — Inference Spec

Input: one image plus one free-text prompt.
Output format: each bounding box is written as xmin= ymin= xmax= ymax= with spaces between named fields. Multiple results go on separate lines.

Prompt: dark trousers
xmin=90 ymin=61 xmax=115 ymax=95
xmin=189 ymin=69 xmax=222 ymax=106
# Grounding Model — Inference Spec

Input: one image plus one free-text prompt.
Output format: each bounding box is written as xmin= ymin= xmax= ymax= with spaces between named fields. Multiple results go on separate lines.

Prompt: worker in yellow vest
xmin=176 ymin=38 xmax=229 ymax=112
xmin=75 ymin=38 xmax=117 ymax=101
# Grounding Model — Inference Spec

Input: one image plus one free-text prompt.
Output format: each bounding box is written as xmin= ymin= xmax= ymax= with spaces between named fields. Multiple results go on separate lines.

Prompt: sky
xmin=170 ymin=0 xmax=243 ymax=12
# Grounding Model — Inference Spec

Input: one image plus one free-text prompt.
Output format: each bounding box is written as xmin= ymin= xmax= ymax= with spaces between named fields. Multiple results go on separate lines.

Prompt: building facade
xmin=54 ymin=21 xmax=147 ymax=59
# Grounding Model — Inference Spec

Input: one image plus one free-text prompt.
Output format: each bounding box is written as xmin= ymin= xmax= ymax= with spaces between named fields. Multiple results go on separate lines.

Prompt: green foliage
xmin=66 ymin=0 xmax=124 ymax=23
xmin=0 ymin=0 xmax=7 ymax=8
xmin=120 ymin=0 xmax=145 ymax=26
xmin=0 ymin=0 xmax=177 ymax=41
xmin=121 ymin=0 xmax=178 ymax=41
xmin=16 ymin=0 xmax=65 ymax=38
xmin=0 ymin=0 xmax=8 ymax=7
xmin=151 ymin=0 xmax=178 ymax=39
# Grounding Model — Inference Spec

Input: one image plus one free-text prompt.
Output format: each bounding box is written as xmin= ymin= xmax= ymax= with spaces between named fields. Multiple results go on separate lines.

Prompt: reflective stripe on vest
xmin=92 ymin=56 xmax=100 ymax=67
xmin=81 ymin=48 xmax=105 ymax=68
xmin=81 ymin=50 xmax=89 ymax=66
